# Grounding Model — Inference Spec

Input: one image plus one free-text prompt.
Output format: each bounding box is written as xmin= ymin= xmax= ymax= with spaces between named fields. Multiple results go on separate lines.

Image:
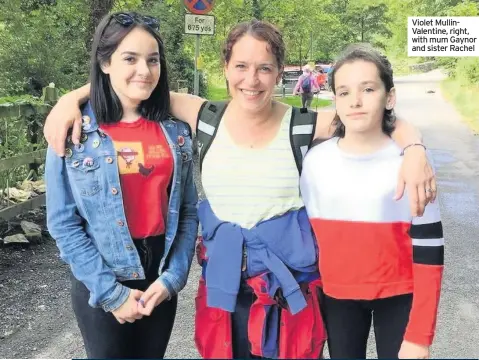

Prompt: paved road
xmin=0 ymin=70 xmax=478 ymax=359
xmin=391 ymin=70 xmax=479 ymax=358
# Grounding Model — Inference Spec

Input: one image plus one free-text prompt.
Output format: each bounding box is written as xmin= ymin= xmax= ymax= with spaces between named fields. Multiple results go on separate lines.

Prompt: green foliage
xmin=1 ymin=0 xmax=478 ymax=107
xmin=205 ymin=82 xmax=332 ymax=109
xmin=441 ymin=77 xmax=479 ymax=133
xmin=207 ymin=84 xmax=229 ymax=101
xmin=445 ymin=0 xmax=479 ymax=15
xmin=432 ymin=1 xmax=479 ymax=78
xmin=189 ymin=0 xmax=398 ymax=76
xmin=0 ymin=111 xmax=47 ymax=191
xmin=0 ymin=0 xmax=208 ymax=98
xmin=454 ymin=57 xmax=479 ymax=85
xmin=0 ymin=0 xmax=89 ymax=97
xmin=323 ymin=0 xmax=391 ymax=48
xmin=0 ymin=95 xmax=43 ymax=105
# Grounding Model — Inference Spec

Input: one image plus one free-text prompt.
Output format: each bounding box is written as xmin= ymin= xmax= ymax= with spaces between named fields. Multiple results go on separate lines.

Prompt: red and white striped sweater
xmin=300 ymin=138 xmax=444 ymax=346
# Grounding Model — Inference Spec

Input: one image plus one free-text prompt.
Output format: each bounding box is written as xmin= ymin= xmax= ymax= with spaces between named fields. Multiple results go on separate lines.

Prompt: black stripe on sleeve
xmin=409 ymin=221 xmax=443 ymax=239
xmin=413 ymin=245 xmax=444 ymax=266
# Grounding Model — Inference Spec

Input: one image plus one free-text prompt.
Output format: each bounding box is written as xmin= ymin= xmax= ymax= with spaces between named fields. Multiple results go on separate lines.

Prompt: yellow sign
xmin=197 ymin=55 xmax=204 ymax=70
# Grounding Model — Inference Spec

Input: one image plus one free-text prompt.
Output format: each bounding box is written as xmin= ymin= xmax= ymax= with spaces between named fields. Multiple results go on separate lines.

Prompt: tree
xmin=86 ymin=0 xmax=115 ymax=51
xmin=145 ymin=0 xmax=207 ymax=96
xmin=0 ymin=0 xmax=89 ymax=96
xmin=322 ymin=0 xmax=391 ymax=49
xmin=241 ymin=0 xmax=276 ymax=19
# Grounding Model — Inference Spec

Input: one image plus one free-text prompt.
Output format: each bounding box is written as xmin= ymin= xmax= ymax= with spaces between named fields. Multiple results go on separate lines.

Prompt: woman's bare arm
xmin=169 ymin=92 xmax=206 ymax=134
xmin=390 ymin=118 xmax=436 ymax=216
xmin=44 ymin=85 xmax=206 ymax=156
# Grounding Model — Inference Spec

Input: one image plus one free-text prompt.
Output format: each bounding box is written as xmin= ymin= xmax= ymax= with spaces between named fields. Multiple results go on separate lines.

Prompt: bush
xmin=455 ymin=57 xmax=479 ymax=86
xmin=0 ymin=0 xmax=89 ymax=97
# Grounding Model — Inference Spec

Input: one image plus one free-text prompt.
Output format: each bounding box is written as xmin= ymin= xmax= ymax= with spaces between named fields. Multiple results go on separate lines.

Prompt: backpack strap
xmin=289 ymin=107 xmax=317 ymax=174
xmin=196 ymin=100 xmax=229 ymax=171
xmin=309 ymin=136 xmax=329 ymax=149
xmin=196 ymin=101 xmax=316 ymax=175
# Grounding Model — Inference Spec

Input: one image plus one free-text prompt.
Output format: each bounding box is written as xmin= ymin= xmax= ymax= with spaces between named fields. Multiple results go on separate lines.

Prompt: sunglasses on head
xmin=111 ymin=12 xmax=160 ymax=31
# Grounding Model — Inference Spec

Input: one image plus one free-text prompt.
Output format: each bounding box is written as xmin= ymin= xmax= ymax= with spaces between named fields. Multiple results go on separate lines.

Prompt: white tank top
xmin=201 ymin=107 xmax=304 ymax=228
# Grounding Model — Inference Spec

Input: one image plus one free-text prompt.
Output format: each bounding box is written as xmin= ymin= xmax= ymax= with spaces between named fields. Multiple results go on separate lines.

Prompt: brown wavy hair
xmin=330 ymin=44 xmax=396 ymax=137
xmin=222 ymin=19 xmax=285 ymax=71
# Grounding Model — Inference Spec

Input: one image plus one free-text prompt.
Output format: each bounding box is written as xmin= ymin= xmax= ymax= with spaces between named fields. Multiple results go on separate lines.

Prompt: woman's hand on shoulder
xmin=395 ymin=146 xmax=436 ymax=216
xmin=43 ymin=92 xmax=83 ymax=157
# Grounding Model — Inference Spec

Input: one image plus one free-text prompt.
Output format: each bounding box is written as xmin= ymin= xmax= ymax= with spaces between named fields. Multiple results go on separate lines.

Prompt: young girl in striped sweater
xmin=300 ymin=45 xmax=444 ymax=359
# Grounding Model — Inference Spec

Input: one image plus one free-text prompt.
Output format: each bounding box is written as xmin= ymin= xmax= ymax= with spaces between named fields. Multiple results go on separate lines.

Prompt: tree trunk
xmin=310 ymin=30 xmax=313 ymax=61
xmin=299 ymin=36 xmax=302 ymax=69
xmin=361 ymin=16 xmax=364 ymax=42
xmin=86 ymin=0 xmax=115 ymax=51
xmin=252 ymin=0 xmax=262 ymax=20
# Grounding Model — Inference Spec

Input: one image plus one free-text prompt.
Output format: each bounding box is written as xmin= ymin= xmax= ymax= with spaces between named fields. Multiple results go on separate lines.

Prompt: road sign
xmin=184 ymin=14 xmax=215 ymax=35
xmin=184 ymin=0 xmax=214 ymax=15
xmin=183 ymin=1 xmax=215 ymax=96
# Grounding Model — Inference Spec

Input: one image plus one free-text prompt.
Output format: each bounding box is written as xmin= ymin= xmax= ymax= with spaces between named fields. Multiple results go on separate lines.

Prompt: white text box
xmin=184 ymin=14 xmax=215 ymax=35
xmin=408 ymin=17 xmax=479 ymax=57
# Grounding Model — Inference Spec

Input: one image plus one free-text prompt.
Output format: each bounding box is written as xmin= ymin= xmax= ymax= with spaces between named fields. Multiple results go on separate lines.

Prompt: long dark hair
xmin=90 ymin=12 xmax=170 ymax=125
xmin=330 ymin=44 xmax=396 ymax=137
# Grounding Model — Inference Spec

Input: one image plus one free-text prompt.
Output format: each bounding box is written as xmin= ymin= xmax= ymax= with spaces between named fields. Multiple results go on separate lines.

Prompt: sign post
xmin=194 ymin=34 xmax=200 ymax=95
xmin=184 ymin=0 xmax=215 ymax=95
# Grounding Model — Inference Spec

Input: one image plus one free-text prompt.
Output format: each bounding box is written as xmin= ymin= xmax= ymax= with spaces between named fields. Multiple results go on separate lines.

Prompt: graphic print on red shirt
xmin=101 ymin=117 xmax=173 ymax=239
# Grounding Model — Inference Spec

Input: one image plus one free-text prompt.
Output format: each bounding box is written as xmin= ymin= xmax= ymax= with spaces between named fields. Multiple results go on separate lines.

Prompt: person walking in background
xmin=293 ymin=64 xmax=319 ymax=109
xmin=316 ymin=67 xmax=327 ymax=92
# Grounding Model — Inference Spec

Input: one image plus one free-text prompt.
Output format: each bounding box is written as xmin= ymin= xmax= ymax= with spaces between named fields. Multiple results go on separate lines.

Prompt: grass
xmin=207 ymin=84 xmax=332 ymax=108
xmin=440 ymin=77 xmax=479 ymax=134
xmin=206 ymin=85 xmax=229 ymax=100
xmin=279 ymin=96 xmax=331 ymax=108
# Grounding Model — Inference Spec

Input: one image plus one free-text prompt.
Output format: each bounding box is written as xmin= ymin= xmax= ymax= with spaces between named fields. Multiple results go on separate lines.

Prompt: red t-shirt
xmin=101 ymin=117 xmax=173 ymax=239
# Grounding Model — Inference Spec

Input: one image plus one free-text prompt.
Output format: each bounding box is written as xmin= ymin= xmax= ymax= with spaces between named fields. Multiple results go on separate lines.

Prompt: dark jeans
xmin=71 ymin=235 xmax=178 ymax=359
xmin=231 ymin=282 xmax=263 ymax=359
xmin=301 ymin=92 xmax=314 ymax=108
xmin=320 ymin=291 xmax=413 ymax=359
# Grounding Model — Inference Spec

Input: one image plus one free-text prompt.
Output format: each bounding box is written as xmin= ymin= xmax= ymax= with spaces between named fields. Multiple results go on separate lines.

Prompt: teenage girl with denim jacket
xmin=45 ymin=12 xmax=198 ymax=359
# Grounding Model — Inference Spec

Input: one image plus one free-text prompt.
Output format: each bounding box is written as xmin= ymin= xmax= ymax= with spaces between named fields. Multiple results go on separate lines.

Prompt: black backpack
xmin=195 ymin=101 xmax=317 ymax=174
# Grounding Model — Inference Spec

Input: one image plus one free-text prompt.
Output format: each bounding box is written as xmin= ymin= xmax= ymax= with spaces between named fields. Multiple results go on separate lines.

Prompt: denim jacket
xmin=46 ymin=102 xmax=198 ymax=312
